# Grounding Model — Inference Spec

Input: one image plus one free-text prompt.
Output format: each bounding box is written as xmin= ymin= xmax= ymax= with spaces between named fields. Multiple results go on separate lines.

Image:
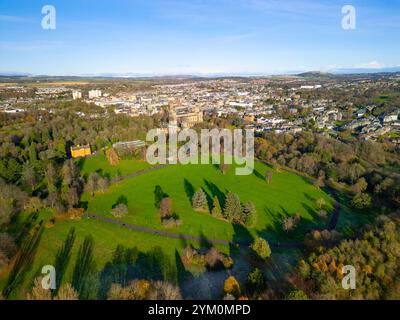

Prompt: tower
xmin=168 ymin=104 xmax=179 ymax=132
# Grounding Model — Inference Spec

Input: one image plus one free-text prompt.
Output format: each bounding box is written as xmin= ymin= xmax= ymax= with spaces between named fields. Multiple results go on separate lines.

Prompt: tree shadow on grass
xmin=75 ymin=157 xmax=86 ymax=171
xmin=175 ymin=249 xmax=194 ymax=285
xmin=303 ymin=192 xmax=316 ymax=203
xmin=253 ymin=169 xmax=265 ymax=181
xmin=91 ymin=168 xmax=111 ymax=180
xmin=183 ymin=178 xmax=195 ymax=205
xmin=257 ymin=204 xmax=321 ymax=244
xmin=2 ymin=221 xmax=44 ymax=298
xmin=231 ymin=223 xmax=254 ymax=247
xmin=199 ymin=231 xmax=213 ymax=250
xmin=154 ymin=185 xmax=168 ymax=208
xmin=54 ymin=227 xmax=76 ymax=295
xmin=202 ymin=189 xmax=213 ymax=212
xmin=11 ymin=212 xmax=39 ymax=245
xmin=258 ymin=206 xmax=293 ymax=243
xmin=204 ymin=179 xmax=226 ymax=208
xmin=301 ymin=202 xmax=324 ymax=229
xmin=72 ymin=236 xmax=98 ymax=300
xmin=97 ymin=245 xmax=177 ymax=299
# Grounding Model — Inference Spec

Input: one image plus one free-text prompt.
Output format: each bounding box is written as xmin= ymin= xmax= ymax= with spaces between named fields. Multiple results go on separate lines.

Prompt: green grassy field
xmin=77 ymin=153 xmax=153 ymax=179
xmin=1 ymin=159 xmax=336 ymax=299
xmin=85 ymin=161 xmax=334 ymax=243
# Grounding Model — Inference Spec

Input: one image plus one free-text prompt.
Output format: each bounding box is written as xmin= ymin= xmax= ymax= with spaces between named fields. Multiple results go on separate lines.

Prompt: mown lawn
xmin=77 ymin=153 xmax=152 ymax=179
xmin=85 ymin=161 xmax=334 ymax=243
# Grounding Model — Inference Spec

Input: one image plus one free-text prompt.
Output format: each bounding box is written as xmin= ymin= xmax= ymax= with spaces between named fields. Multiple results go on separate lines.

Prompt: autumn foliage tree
xmin=295 ymin=214 xmax=400 ymax=300
xmin=111 ymin=203 xmax=128 ymax=218
xmin=265 ymin=171 xmax=273 ymax=184
xmin=242 ymin=202 xmax=256 ymax=226
xmin=223 ymin=276 xmax=241 ymax=298
xmin=220 ymin=163 xmax=229 ymax=175
xmin=106 ymin=148 xmax=120 ymax=166
xmin=160 ymin=197 xmax=172 ymax=219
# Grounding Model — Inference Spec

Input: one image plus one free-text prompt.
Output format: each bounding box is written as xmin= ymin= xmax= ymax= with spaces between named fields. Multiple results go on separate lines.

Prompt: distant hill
xmin=296 ymin=71 xmax=334 ymax=79
xmin=332 ymin=67 xmax=400 ymax=74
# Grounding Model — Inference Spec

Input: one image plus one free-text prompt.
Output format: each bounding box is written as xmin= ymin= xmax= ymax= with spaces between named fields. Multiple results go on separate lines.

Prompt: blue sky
xmin=0 ymin=0 xmax=399 ymax=75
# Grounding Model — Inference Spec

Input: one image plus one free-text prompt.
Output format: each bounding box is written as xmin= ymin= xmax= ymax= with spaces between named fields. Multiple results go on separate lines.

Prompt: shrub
xmin=204 ymin=248 xmax=222 ymax=269
xmin=204 ymin=248 xmax=233 ymax=270
xmin=107 ymin=280 xmax=181 ymax=300
xmin=24 ymin=197 xmax=43 ymax=213
xmin=111 ymin=203 xmax=128 ymax=218
xmin=318 ymin=210 xmax=328 ymax=219
xmin=316 ymin=197 xmax=326 ymax=209
xmin=66 ymin=208 xmax=85 ymax=220
xmin=183 ymin=246 xmax=233 ymax=270
xmin=148 ymin=281 xmax=182 ymax=300
xmin=54 ymin=283 xmax=79 ymax=300
xmin=351 ymin=193 xmax=372 ymax=209
xmin=220 ymin=163 xmax=229 ymax=175
xmin=251 ymin=237 xmax=271 ymax=260
xmin=26 ymin=277 xmax=52 ymax=300
xmin=287 ymin=289 xmax=310 ymax=300
xmin=45 ymin=217 xmax=56 ymax=229
xmin=282 ymin=217 xmax=296 ymax=232
xmin=247 ymin=268 xmax=265 ymax=294
xmin=304 ymin=229 xmax=341 ymax=249
xmin=161 ymin=216 xmax=181 ymax=228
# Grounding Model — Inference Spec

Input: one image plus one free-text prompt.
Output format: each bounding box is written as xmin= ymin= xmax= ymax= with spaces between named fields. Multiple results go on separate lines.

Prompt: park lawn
xmin=85 ymin=161 xmax=334 ymax=243
xmin=77 ymin=153 xmax=152 ymax=179
xmin=0 ymin=209 xmax=219 ymax=299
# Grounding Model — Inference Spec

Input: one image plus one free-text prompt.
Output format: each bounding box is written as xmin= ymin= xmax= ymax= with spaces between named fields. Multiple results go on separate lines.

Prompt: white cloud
xmin=353 ymin=61 xmax=386 ymax=69
xmin=0 ymin=41 xmax=65 ymax=52
xmin=0 ymin=15 xmax=32 ymax=23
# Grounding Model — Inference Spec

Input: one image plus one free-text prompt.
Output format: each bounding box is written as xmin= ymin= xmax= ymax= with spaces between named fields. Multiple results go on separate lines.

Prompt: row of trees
xmin=191 ymin=188 xmax=256 ymax=226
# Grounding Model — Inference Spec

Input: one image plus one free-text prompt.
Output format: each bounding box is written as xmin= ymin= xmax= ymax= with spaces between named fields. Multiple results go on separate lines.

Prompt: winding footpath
xmin=85 ymin=162 xmax=341 ymax=249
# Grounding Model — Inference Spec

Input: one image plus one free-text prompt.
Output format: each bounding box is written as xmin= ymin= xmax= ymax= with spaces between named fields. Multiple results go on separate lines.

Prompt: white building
xmin=301 ymin=85 xmax=322 ymax=90
xmin=88 ymin=89 xmax=102 ymax=99
xmin=72 ymin=90 xmax=82 ymax=100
